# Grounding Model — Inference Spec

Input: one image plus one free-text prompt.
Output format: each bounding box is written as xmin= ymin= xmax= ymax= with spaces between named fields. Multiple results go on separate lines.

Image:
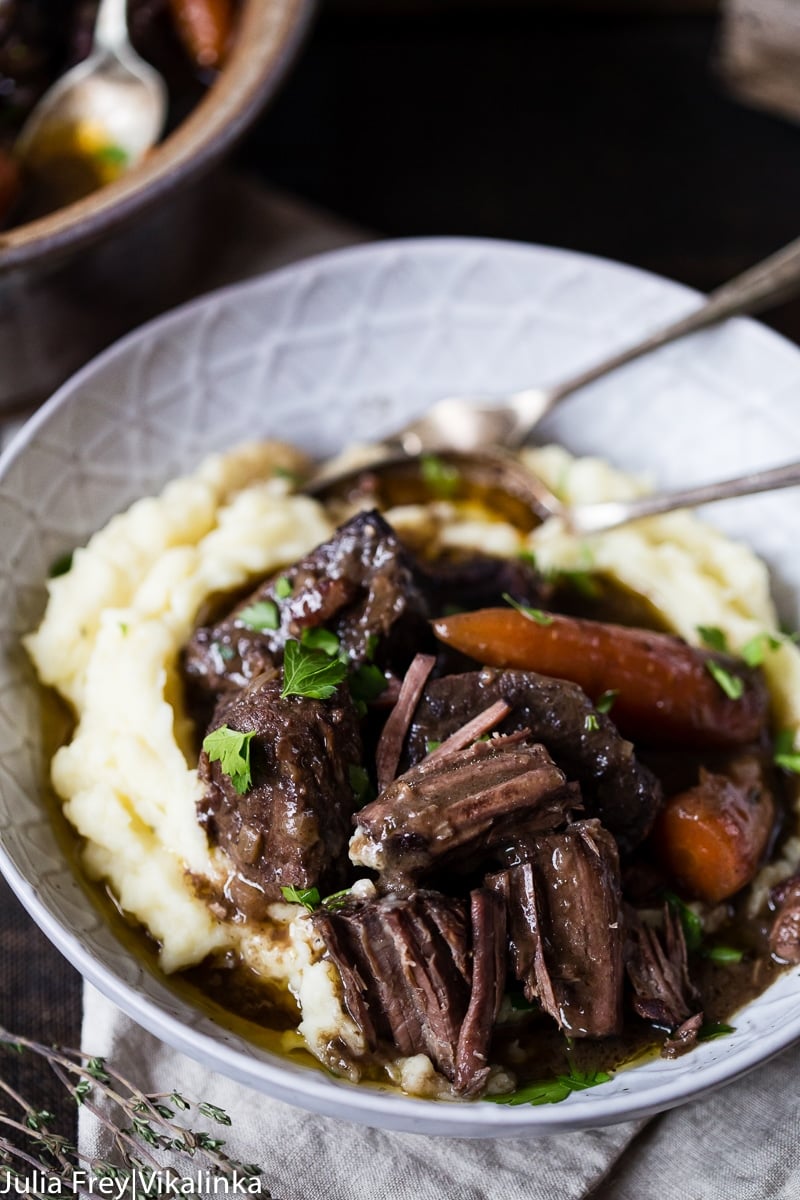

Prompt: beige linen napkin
xmin=80 ymin=985 xmax=800 ymax=1200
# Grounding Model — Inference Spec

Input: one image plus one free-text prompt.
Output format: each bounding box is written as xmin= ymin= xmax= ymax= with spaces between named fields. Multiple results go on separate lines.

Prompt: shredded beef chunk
xmin=184 ymin=511 xmax=428 ymax=698
xmin=769 ymin=874 xmax=800 ymax=963
xmin=488 ymin=820 xmax=624 ymax=1037
xmin=624 ymin=903 xmax=701 ymax=1042
xmin=198 ymin=674 xmax=362 ymax=920
xmin=313 ymin=889 xmax=505 ymax=1094
xmin=406 ymin=668 xmax=662 ymax=853
xmin=350 ymin=739 xmax=578 ymax=885
xmin=416 ymin=553 xmax=552 ymax=618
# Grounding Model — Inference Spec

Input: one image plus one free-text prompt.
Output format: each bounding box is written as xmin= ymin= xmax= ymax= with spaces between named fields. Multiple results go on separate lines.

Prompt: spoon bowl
xmin=15 ymin=0 xmax=167 ymax=213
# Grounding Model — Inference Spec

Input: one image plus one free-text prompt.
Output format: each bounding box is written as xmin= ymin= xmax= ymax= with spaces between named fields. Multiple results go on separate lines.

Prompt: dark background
xmin=3 ymin=0 xmax=799 ymax=1138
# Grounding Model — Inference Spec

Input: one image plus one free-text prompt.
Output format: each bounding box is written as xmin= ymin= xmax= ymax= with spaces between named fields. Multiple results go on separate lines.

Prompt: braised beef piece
xmin=405 ymin=668 xmax=662 ymax=854
xmin=487 ymin=819 xmax=625 ymax=1038
xmin=198 ymin=674 xmax=362 ymax=920
xmin=415 ymin=553 xmax=552 ymax=618
xmin=769 ymin=874 xmax=800 ymax=964
xmin=624 ymin=903 xmax=701 ymax=1040
xmin=184 ymin=511 xmax=428 ymax=698
xmin=312 ymin=888 xmax=505 ymax=1094
xmin=662 ymin=1013 xmax=704 ymax=1059
xmin=350 ymin=738 xmax=579 ymax=886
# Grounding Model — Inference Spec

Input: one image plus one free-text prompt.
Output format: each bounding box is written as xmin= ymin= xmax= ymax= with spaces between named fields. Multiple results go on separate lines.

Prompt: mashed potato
xmin=24 ymin=440 xmax=800 ymax=1090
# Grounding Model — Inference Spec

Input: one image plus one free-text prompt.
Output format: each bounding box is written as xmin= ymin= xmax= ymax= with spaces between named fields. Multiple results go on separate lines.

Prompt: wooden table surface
xmin=2 ymin=0 xmax=799 ymax=1138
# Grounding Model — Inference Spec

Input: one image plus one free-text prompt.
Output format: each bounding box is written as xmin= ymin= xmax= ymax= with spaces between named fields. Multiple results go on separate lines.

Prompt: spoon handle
xmin=94 ymin=0 xmax=130 ymax=54
xmin=515 ymin=234 xmax=800 ymax=435
xmin=566 ymin=461 xmax=800 ymax=535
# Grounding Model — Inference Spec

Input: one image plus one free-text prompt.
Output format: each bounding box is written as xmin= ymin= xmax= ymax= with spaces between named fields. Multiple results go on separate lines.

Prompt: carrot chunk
xmin=654 ymin=757 xmax=775 ymax=902
xmin=431 ymin=608 xmax=768 ymax=750
xmin=168 ymin=0 xmax=234 ymax=69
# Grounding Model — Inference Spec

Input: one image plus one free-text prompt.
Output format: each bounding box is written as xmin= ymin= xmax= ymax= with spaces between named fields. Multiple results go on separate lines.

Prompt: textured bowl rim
xmin=2 ymin=235 xmax=800 ymax=1136
xmin=0 ymin=0 xmax=315 ymax=275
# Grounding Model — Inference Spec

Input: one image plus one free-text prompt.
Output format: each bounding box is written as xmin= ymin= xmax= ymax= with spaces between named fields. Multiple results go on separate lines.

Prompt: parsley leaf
xmin=740 ymin=630 xmax=797 ymax=667
xmin=503 ymin=593 xmax=554 ymax=626
xmin=280 ymin=885 xmax=320 ymax=911
xmin=705 ymin=660 xmax=745 ymax=701
xmin=517 ymin=550 xmax=537 ymax=567
xmin=301 ymin=627 xmax=340 ymax=657
xmin=238 ymin=600 xmax=280 ymax=632
xmin=282 ymin=639 xmax=347 ymax=700
xmin=697 ymin=625 xmax=729 ymax=653
xmin=49 ymin=551 xmax=74 ymax=578
xmin=584 ymin=713 xmax=599 ymax=732
xmin=275 ymin=576 xmax=293 ymax=599
xmin=348 ymin=764 xmax=374 ymax=808
xmin=486 ymin=1066 xmax=611 ymax=1107
xmin=273 ymin=465 xmax=302 ymax=485
xmin=664 ymin=890 xmax=704 ymax=952
xmin=774 ymin=729 xmax=800 ymax=774
xmin=697 ymin=1021 xmax=735 ymax=1042
xmin=703 ymin=945 xmax=744 ymax=964
xmin=506 ymin=988 xmax=536 ymax=1012
xmin=420 ymin=454 xmax=460 ymax=498
xmin=595 ymin=689 xmax=618 ymax=715
xmin=321 ymin=888 xmax=353 ymax=911
xmin=425 ymin=739 xmax=442 ymax=754
xmin=349 ymin=663 xmax=388 ymax=707
xmin=202 ymin=725 xmax=255 ymax=795
xmin=365 ymin=633 xmax=379 ymax=661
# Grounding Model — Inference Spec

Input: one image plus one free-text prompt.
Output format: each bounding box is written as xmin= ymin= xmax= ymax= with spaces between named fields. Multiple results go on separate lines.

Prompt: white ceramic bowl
xmin=2 ymin=238 xmax=800 ymax=1138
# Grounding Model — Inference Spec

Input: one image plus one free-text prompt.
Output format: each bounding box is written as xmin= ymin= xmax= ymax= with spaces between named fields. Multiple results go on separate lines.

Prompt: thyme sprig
xmin=0 ymin=1028 xmax=267 ymax=1196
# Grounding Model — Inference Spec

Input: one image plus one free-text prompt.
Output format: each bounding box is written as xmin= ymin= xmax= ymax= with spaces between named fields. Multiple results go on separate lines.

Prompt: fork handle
xmin=535 ymin=234 xmax=800 ymax=418
xmin=567 ymin=461 xmax=800 ymax=535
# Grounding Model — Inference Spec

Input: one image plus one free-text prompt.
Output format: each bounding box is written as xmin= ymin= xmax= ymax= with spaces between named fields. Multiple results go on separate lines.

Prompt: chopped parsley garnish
xmin=274 ymin=576 xmax=293 ymax=599
xmin=705 ymin=660 xmax=745 ymax=701
xmin=697 ymin=1021 xmax=735 ymax=1042
xmin=300 ymin=626 xmax=340 ymax=657
xmin=697 ymin=625 xmax=729 ymax=653
xmin=212 ymin=642 xmax=235 ymax=662
xmin=321 ymin=888 xmax=353 ymax=911
xmin=348 ymin=764 xmax=374 ymax=808
xmin=558 ymin=568 xmax=601 ymax=600
xmin=595 ymin=689 xmax=618 ymax=715
xmin=273 ymin=465 xmax=302 ymax=485
xmin=49 ymin=551 xmax=74 ymax=578
xmin=425 ymin=739 xmax=442 ymax=754
xmin=420 ymin=454 xmax=460 ymax=498
xmin=703 ymin=945 xmax=744 ymax=964
xmin=502 ymin=593 xmax=554 ymax=626
xmin=202 ymin=725 xmax=256 ymax=795
xmin=95 ymin=143 xmax=128 ymax=167
xmin=774 ymin=729 xmax=800 ymax=774
xmin=349 ymin=663 xmax=388 ymax=708
xmin=365 ymin=633 xmax=379 ymax=661
xmin=281 ymin=639 xmax=347 ymax=700
xmin=740 ymin=629 xmax=798 ymax=667
xmin=486 ymin=1065 xmax=611 ymax=1107
xmin=238 ymin=600 xmax=280 ymax=632
xmin=517 ymin=550 xmax=537 ymax=567
xmin=506 ymin=988 xmax=536 ymax=1012
xmin=118 ymin=622 xmax=129 ymax=636
xmin=664 ymin=890 xmax=704 ymax=952
xmin=280 ymin=886 xmax=320 ymax=911
xmin=443 ymin=604 xmax=465 ymax=617
xmin=584 ymin=713 xmax=599 ymax=732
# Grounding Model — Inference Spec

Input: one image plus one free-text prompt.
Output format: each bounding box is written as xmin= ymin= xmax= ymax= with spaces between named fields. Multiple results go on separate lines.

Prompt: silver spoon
xmin=393 ymin=234 xmax=800 ymax=455
xmin=307 ymin=236 xmax=800 ymax=532
xmin=16 ymin=0 xmax=167 ymax=200
xmin=564 ymin=459 xmax=800 ymax=536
